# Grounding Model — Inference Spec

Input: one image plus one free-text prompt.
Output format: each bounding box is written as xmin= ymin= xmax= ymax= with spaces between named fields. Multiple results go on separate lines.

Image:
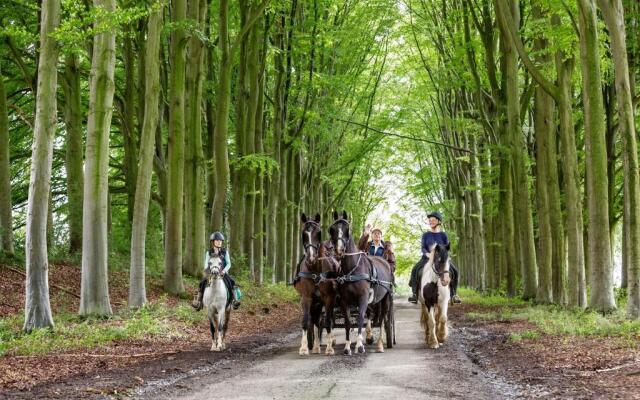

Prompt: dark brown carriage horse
xmin=294 ymin=213 xmax=340 ymax=355
xmin=329 ymin=211 xmax=394 ymax=355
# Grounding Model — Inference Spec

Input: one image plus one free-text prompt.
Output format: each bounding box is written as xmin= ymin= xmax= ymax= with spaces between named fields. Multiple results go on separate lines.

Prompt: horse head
xmin=319 ymin=240 xmax=341 ymax=275
xmin=329 ymin=210 xmax=350 ymax=257
xmin=207 ymin=254 xmax=224 ymax=285
xmin=430 ymin=243 xmax=451 ymax=286
xmin=300 ymin=212 xmax=322 ymax=263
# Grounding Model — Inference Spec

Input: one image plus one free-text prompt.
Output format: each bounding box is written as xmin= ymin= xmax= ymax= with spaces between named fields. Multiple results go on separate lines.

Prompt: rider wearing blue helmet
xmin=408 ymin=212 xmax=461 ymax=304
xmin=192 ymin=231 xmax=240 ymax=311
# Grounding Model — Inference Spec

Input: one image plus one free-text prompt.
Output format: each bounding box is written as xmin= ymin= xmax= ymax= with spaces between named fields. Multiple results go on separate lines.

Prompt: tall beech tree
xmin=129 ymin=2 xmax=163 ymax=308
xmin=0 ymin=62 xmax=13 ymax=257
xmin=23 ymin=0 xmax=60 ymax=331
xmin=80 ymin=0 xmax=117 ymax=316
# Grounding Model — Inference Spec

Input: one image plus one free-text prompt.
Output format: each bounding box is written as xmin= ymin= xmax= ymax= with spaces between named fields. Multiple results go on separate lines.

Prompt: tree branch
xmin=336 ymin=118 xmax=474 ymax=154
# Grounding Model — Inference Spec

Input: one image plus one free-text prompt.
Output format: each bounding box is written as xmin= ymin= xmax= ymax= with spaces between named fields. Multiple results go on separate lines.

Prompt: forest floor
xmin=449 ymin=298 xmax=640 ymax=399
xmin=1 ymin=263 xmax=639 ymax=399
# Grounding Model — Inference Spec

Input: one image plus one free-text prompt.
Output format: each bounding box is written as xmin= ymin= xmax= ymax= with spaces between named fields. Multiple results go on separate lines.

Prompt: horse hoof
xmin=299 ymin=348 xmax=309 ymax=356
xmin=366 ymin=337 xmax=374 ymax=345
xmin=312 ymin=346 xmax=321 ymax=354
xmin=428 ymin=343 xmax=439 ymax=349
xmin=343 ymin=348 xmax=352 ymax=356
xmin=357 ymin=345 xmax=366 ymax=354
xmin=325 ymin=348 xmax=335 ymax=356
xmin=376 ymin=346 xmax=384 ymax=353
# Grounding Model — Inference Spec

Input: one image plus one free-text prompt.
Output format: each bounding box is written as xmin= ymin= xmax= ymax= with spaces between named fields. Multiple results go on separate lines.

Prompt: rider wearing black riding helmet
xmin=408 ymin=212 xmax=461 ymax=304
xmin=192 ymin=231 xmax=240 ymax=311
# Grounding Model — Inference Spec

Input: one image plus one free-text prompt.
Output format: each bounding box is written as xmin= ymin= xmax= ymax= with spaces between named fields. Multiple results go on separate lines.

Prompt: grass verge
xmin=459 ymin=287 xmax=640 ymax=340
xmin=0 ymin=282 xmax=297 ymax=357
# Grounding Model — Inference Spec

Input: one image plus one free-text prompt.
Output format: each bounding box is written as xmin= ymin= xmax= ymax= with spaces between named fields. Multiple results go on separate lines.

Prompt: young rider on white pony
xmin=192 ymin=232 xmax=240 ymax=311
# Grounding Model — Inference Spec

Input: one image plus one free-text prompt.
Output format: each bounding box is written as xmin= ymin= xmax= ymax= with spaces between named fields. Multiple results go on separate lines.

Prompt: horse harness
xmin=335 ymin=251 xmax=394 ymax=291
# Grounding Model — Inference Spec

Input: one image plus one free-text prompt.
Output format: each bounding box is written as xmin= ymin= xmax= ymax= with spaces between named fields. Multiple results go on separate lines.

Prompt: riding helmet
xmin=210 ymin=231 xmax=225 ymax=241
xmin=427 ymin=211 xmax=444 ymax=223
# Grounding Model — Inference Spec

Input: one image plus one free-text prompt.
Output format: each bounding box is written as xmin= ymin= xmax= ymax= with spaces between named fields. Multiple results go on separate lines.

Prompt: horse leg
xmin=355 ymin=296 xmax=368 ymax=354
xmin=427 ymin=306 xmax=438 ymax=349
xmin=209 ymin=318 xmax=217 ymax=352
xmin=376 ymin=296 xmax=388 ymax=353
xmin=365 ymin=317 xmax=374 ymax=345
xmin=341 ymin=301 xmax=352 ymax=356
xmin=211 ymin=312 xmax=220 ymax=351
xmin=312 ymin=324 xmax=321 ymax=354
xmin=299 ymin=297 xmax=310 ymax=356
xmin=437 ymin=298 xmax=449 ymax=343
xmin=216 ymin=311 xmax=225 ymax=351
xmin=221 ymin=308 xmax=230 ymax=350
xmin=323 ymin=296 xmax=335 ymax=356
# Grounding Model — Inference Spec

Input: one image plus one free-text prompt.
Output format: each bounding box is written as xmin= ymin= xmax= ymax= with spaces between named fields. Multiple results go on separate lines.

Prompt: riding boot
xmin=231 ymin=287 xmax=241 ymax=310
xmin=408 ymin=282 xmax=418 ymax=303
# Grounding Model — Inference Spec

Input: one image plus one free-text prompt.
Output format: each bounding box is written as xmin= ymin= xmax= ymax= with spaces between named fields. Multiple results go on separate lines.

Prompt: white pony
xmin=419 ymin=243 xmax=451 ymax=349
xmin=203 ymin=255 xmax=231 ymax=351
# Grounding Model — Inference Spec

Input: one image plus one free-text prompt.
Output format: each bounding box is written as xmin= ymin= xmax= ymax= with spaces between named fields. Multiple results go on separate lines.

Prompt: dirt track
xmin=134 ymin=300 xmax=520 ymax=400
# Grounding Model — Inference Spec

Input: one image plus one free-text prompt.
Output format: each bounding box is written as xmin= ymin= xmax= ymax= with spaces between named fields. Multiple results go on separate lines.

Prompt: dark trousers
xmin=409 ymin=257 xmax=459 ymax=297
xmin=198 ymin=274 xmax=236 ymax=299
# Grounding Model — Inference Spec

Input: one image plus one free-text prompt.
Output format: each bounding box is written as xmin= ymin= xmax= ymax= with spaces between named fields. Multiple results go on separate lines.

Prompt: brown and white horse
xmin=329 ymin=211 xmax=394 ymax=355
xmin=294 ymin=213 xmax=340 ymax=356
xmin=419 ymin=243 xmax=451 ymax=349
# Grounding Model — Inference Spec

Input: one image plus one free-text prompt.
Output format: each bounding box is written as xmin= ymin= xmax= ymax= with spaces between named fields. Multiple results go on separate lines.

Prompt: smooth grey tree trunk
xmin=597 ymin=0 xmax=640 ymax=318
xmin=0 ymin=63 xmax=14 ymax=257
xmin=24 ymin=0 xmax=60 ymax=331
xmin=79 ymin=0 xmax=117 ymax=316
xmin=210 ymin=0 xmax=231 ymax=232
xmin=577 ymin=0 xmax=617 ymax=313
xmin=129 ymin=4 xmax=163 ymax=308
xmin=164 ymin=0 xmax=187 ymax=295
xmin=184 ymin=0 xmax=206 ymax=278
xmin=62 ymin=53 xmax=84 ymax=254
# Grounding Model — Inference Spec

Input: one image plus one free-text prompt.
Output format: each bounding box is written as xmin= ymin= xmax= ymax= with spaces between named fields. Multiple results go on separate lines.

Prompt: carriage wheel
xmin=385 ymin=298 xmax=395 ymax=348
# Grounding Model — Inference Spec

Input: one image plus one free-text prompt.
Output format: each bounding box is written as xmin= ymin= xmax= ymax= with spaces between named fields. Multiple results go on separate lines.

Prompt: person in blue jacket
xmin=192 ymin=232 xmax=240 ymax=311
xmin=357 ymin=224 xmax=396 ymax=273
xmin=408 ymin=212 xmax=461 ymax=304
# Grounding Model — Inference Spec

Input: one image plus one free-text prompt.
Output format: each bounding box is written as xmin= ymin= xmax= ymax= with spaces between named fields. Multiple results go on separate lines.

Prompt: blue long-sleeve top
xmin=421 ymin=231 xmax=449 ymax=257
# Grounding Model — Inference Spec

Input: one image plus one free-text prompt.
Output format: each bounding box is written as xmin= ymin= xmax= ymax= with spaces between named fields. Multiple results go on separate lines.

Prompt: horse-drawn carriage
xmin=294 ymin=212 xmax=396 ymax=355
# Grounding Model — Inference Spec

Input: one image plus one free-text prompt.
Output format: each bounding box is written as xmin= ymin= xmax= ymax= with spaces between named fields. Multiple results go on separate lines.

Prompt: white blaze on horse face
xmin=306 ymin=231 xmax=315 ymax=260
xmin=336 ymin=227 xmax=345 ymax=253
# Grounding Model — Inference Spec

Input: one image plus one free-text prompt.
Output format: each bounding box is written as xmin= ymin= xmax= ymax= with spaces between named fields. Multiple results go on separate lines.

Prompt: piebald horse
xmin=419 ymin=243 xmax=451 ymax=349
xmin=203 ymin=254 xmax=232 ymax=351
xmin=294 ymin=213 xmax=340 ymax=356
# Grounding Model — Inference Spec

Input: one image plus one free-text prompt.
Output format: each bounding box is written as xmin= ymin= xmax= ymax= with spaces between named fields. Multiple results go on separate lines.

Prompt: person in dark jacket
xmin=408 ymin=212 xmax=461 ymax=304
xmin=192 ymin=232 xmax=240 ymax=311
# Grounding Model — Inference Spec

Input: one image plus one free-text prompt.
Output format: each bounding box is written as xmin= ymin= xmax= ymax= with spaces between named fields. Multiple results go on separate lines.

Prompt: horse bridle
xmin=431 ymin=253 xmax=450 ymax=285
xmin=302 ymin=220 xmax=321 ymax=255
xmin=329 ymin=218 xmax=351 ymax=253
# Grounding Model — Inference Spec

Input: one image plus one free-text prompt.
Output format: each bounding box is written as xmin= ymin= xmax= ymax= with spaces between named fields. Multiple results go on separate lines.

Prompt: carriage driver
xmin=407 ymin=212 xmax=461 ymax=304
xmin=192 ymin=232 xmax=241 ymax=311
xmin=357 ymin=224 xmax=396 ymax=273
